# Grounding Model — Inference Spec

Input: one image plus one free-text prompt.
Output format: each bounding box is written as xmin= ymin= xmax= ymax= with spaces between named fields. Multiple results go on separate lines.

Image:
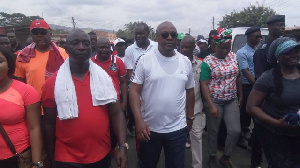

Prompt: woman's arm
xmin=200 ymin=80 xmax=219 ymax=119
xmin=25 ymin=102 xmax=42 ymax=164
xmin=246 ymin=89 xmax=287 ymax=127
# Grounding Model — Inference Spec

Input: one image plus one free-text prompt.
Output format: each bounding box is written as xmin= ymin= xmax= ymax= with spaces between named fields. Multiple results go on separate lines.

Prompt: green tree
xmin=218 ymin=4 xmax=276 ymax=28
xmin=116 ymin=21 xmax=155 ymax=40
xmin=0 ymin=12 xmax=43 ymax=26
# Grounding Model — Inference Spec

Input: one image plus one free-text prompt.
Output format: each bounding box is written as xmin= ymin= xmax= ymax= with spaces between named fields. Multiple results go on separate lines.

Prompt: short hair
xmin=0 ymin=46 xmax=15 ymax=77
xmin=156 ymin=21 xmax=176 ymax=34
xmin=181 ymin=35 xmax=195 ymax=45
xmin=136 ymin=22 xmax=150 ymax=33
xmin=66 ymin=29 xmax=88 ymax=43
xmin=88 ymin=31 xmax=97 ymax=36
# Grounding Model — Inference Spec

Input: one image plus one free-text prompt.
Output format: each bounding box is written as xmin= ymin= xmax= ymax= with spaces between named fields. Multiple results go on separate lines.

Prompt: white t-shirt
xmin=131 ymin=49 xmax=195 ymax=133
xmin=124 ymin=40 xmax=157 ymax=70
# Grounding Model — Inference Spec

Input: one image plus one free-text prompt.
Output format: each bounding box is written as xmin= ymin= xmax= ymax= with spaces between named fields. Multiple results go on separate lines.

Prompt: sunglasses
xmin=160 ymin=32 xmax=178 ymax=39
xmin=250 ymin=35 xmax=263 ymax=39
xmin=32 ymin=29 xmax=48 ymax=35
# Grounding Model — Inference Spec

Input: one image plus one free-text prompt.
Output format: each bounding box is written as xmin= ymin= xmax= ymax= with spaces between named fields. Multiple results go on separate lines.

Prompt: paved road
xmin=111 ymin=130 xmax=268 ymax=168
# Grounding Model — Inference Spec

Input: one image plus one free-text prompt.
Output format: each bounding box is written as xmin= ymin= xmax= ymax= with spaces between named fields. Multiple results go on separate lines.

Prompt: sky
xmin=0 ymin=0 xmax=299 ymax=37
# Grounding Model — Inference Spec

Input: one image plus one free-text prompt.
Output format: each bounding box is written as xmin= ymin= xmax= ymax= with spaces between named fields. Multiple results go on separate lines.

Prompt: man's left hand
xmin=116 ymin=148 xmax=128 ymax=168
xmin=187 ymin=120 xmax=193 ymax=131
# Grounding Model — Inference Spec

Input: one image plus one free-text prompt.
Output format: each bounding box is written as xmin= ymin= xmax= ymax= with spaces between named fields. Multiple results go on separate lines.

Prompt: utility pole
xmin=188 ymin=28 xmax=190 ymax=35
xmin=72 ymin=17 xmax=76 ymax=30
xmin=212 ymin=16 xmax=215 ymax=29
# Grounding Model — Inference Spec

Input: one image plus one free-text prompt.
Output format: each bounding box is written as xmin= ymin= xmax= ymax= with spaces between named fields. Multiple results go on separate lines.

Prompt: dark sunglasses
xmin=160 ymin=32 xmax=178 ymax=39
xmin=32 ymin=29 xmax=48 ymax=35
xmin=250 ymin=35 xmax=263 ymax=39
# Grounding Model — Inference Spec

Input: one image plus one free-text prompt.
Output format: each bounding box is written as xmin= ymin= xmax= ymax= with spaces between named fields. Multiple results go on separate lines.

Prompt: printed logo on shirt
xmin=109 ymin=63 xmax=118 ymax=72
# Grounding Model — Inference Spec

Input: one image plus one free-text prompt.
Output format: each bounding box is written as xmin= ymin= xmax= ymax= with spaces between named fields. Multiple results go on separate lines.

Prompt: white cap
xmin=198 ymin=39 xmax=208 ymax=44
xmin=113 ymin=38 xmax=126 ymax=47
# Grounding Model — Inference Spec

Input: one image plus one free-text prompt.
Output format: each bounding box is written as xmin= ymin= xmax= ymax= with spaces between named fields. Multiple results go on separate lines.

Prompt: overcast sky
xmin=1 ymin=0 xmax=299 ymax=36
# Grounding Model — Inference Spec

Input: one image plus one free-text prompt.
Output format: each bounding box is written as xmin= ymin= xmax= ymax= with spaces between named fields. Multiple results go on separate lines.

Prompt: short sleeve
xmin=253 ymin=70 xmax=273 ymax=93
xmin=22 ymin=84 xmax=40 ymax=106
xmin=124 ymin=47 xmax=134 ymax=70
xmin=185 ymin=58 xmax=195 ymax=89
xmin=14 ymin=58 xmax=25 ymax=78
xmin=41 ymin=75 xmax=56 ymax=108
xmin=200 ymin=62 xmax=211 ymax=80
xmin=237 ymin=51 xmax=249 ymax=70
xmin=130 ymin=56 xmax=145 ymax=84
xmin=117 ymin=58 xmax=127 ymax=77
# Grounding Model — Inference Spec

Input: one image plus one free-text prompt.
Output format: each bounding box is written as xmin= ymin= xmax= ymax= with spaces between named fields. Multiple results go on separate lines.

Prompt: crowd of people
xmin=0 ymin=14 xmax=299 ymax=168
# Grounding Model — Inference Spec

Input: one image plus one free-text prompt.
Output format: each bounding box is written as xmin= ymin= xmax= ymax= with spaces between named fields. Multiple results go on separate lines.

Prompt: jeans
xmin=205 ymin=99 xmax=241 ymax=156
xmin=251 ymin=122 xmax=263 ymax=167
xmin=138 ymin=127 xmax=187 ymax=168
xmin=240 ymin=84 xmax=252 ymax=132
xmin=256 ymin=123 xmax=300 ymax=168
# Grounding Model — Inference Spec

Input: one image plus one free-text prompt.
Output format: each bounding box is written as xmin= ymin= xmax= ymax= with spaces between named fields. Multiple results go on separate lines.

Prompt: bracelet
xmin=186 ymin=116 xmax=195 ymax=121
xmin=31 ymin=161 xmax=43 ymax=168
xmin=118 ymin=143 xmax=129 ymax=150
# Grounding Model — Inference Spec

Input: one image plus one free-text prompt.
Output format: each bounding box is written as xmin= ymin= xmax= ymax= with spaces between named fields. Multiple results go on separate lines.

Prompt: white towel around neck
xmin=54 ymin=58 xmax=117 ymax=120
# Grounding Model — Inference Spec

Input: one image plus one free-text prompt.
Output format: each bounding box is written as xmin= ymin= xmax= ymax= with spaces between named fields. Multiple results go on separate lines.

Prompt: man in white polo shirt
xmin=125 ymin=22 xmax=157 ymax=136
xmin=124 ymin=22 xmax=157 ymax=79
xmin=129 ymin=21 xmax=195 ymax=168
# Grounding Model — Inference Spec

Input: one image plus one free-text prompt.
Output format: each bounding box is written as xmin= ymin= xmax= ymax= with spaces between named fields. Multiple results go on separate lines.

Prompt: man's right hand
xmin=210 ymin=105 xmax=219 ymax=119
xmin=135 ymin=119 xmax=151 ymax=141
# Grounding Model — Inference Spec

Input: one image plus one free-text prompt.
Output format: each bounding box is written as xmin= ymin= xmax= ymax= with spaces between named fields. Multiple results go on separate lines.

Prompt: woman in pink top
xmin=0 ymin=46 xmax=43 ymax=168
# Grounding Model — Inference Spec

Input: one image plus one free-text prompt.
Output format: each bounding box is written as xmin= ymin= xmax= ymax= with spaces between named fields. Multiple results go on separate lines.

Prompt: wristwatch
xmin=186 ymin=116 xmax=195 ymax=121
xmin=32 ymin=161 xmax=43 ymax=168
xmin=118 ymin=143 xmax=129 ymax=150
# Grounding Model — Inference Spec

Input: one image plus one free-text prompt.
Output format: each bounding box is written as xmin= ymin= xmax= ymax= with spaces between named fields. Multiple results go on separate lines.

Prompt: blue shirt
xmin=236 ymin=44 xmax=255 ymax=84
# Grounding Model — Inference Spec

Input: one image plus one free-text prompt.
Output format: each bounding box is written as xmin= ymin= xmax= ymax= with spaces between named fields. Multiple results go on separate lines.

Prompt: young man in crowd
xmin=180 ymin=35 xmax=205 ymax=168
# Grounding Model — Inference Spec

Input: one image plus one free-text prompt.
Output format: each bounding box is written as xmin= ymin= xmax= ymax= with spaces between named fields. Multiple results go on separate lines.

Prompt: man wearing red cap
xmin=14 ymin=20 xmax=68 ymax=97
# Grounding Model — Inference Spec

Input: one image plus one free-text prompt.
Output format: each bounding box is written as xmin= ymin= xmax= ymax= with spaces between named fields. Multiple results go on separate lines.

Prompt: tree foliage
xmin=0 ymin=12 xmax=43 ymax=26
xmin=218 ymin=5 xmax=276 ymax=28
xmin=116 ymin=21 xmax=155 ymax=40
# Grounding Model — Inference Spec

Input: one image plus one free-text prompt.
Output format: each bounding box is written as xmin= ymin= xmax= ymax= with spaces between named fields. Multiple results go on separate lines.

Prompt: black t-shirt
xmin=254 ymin=69 xmax=300 ymax=136
xmin=198 ymin=47 xmax=213 ymax=59
xmin=253 ymin=38 xmax=273 ymax=79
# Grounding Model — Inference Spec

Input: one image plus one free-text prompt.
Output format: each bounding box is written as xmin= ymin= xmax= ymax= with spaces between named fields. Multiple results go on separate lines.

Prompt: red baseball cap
xmin=30 ymin=20 xmax=51 ymax=31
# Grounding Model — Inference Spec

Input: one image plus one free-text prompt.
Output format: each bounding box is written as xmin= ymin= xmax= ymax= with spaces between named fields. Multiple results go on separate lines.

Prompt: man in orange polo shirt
xmin=14 ymin=20 xmax=68 ymax=96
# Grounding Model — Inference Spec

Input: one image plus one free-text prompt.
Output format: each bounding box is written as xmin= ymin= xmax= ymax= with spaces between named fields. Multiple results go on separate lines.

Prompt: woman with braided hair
xmin=247 ymin=37 xmax=300 ymax=168
xmin=200 ymin=28 xmax=242 ymax=168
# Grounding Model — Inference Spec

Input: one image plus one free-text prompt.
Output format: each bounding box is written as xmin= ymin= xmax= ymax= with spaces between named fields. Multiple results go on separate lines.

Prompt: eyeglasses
xmin=31 ymin=29 xmax=48 ymax=35
xmin=250 ymin=35 xmax=263 ymax=39
xmin=160 ymin=32 xmax=178 ymax=39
